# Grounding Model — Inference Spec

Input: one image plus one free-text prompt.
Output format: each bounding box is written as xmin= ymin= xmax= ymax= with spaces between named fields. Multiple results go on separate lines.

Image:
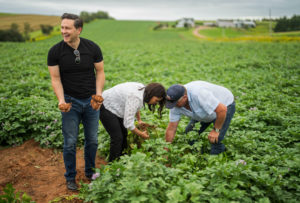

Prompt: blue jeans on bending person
xmin=186 ymin=101 xmax=235 ymax=155
xmin=62 ymin=94 xmax=100 ymax=181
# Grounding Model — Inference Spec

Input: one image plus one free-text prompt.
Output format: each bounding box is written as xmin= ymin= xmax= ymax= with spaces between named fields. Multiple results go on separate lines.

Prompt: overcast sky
xmin=0 ymin=0 xmax=299 ymax=20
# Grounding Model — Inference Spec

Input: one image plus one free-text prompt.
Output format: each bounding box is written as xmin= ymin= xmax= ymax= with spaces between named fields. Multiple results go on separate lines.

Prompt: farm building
xmin=217 ymin=19 xmax=256 ymax=28
xmin=176 ymin=18 xmax=195 ymax=28
xmin=203 ymin=22 xmax=215 ymax=26
xmin=216 ymin=19 xmax=235 ymax=28
xmin=234 ymin=20 xmax=256 ymax=28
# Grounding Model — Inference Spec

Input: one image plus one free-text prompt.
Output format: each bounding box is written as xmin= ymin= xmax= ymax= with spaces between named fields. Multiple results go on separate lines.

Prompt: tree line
xmin=0 ymin=23 xmax=29 ymax=42
xmin=0 ymin=23 xmax=54 ymax=42
xmin=274 ymin=15 xmax=300 ymax=32
xmin=79 ymin=10 xmax=114 ymax=23
xmin=0 ymin=10 xmax=113 ymax=42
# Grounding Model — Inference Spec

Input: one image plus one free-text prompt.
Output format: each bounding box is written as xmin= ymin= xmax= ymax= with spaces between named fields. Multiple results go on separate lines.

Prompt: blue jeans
xmin=62 ymin=94 xmax=100 ymax=181
xmin=188 ymin=101 xmax=235 ymax=155
xmin=211 ymin=101 xmax=235 ymax=154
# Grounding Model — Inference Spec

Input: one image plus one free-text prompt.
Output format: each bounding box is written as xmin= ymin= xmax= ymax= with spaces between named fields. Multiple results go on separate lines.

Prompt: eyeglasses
xmin=73 ymin=49 xmax=80 ymax=64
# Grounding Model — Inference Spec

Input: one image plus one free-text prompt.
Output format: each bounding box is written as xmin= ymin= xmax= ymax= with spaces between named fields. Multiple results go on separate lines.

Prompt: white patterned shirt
xmin=102 ymin=82 xmax=145 ymax=130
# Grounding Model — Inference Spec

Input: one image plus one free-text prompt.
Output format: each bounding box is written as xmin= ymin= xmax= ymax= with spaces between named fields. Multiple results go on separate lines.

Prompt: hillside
xmin=0 ymin=13 xmax=60 ymax=32
xmin=196 ymin=21 xmax=300 ymax=41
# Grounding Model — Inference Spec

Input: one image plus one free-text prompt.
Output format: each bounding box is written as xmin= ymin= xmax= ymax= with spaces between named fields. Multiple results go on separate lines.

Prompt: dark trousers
xmin=100 ymin=105 xmax=128 ymax=162
xmin=199 ymin=101 xmax=236 ymax=154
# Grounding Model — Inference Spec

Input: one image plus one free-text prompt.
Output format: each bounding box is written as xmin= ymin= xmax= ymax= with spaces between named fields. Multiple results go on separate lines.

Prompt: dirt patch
xmin=0 ymin=139 xmax=107 ymax=203
xmin=193 ymin=26 xmax=213 ymax=39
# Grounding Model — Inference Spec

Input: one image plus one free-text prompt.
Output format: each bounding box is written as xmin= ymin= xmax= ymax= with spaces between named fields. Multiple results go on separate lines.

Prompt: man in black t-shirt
xmin=47 ymin=13 xmax=105 ymax=191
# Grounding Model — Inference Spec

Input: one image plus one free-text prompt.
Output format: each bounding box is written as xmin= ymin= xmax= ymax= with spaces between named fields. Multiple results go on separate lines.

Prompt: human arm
xmin=132 ymin=128 xmax=149 ymax=139
xmin=136 ymin=111 xmax=142 ymax=123
xmin=165 ymin=107 xmax=182 ymax=144
xmin=208 ymin=103 xmax=227 ymax=143
xmin=48 ymin=65 xmax=71 ymax=112
xmin=123 ymin=96 xmax=149 ymax=139
xmin=136 ymin=111 xmax=148 ymax=126
xmin=94 ymin=61 xmax=105 ymax=96
xmin=132 ymin=111 xmax=149 ymax=138
xmin=90 ymin=61 xmax=105 ymax=110
xmin=165 ymin=121 xmax=179 ymax=143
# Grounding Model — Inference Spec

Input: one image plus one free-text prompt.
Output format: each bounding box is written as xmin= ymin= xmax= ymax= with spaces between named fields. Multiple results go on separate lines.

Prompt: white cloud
xmin=0 ymin=0 xmax=299 ymax=20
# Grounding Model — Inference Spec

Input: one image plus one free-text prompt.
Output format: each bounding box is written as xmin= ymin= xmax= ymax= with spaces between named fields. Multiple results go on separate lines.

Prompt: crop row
xmin=0 ymin=20 xmax=299 ymax=202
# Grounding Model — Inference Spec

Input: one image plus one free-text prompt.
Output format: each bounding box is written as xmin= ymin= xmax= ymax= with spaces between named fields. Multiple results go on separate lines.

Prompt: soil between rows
xmin=0 ymin=139 xmax=107 ymax=203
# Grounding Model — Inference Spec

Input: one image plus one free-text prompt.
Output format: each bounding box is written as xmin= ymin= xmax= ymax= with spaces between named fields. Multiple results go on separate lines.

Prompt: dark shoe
xmin=66 ymin=180 xmax=78 ymax=191
xmin=86 ymin=174 xmax=92 ymax=181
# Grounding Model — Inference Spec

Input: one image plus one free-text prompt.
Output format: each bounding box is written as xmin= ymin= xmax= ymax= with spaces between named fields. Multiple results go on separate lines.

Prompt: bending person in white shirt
xmin=100 ymin=82 xmax=166 ymax=162
xmin=165 ymin=81 xmax=235 ymax=155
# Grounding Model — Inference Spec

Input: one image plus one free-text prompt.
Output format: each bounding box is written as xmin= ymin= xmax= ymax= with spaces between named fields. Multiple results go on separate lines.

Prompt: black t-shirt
xmin=47 ymin=38 xmax=103 ymax=99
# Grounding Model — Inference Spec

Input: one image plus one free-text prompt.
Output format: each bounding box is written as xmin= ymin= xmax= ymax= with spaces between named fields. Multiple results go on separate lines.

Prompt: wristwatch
xmin=213 ymin=127 xmax=220 ymax=133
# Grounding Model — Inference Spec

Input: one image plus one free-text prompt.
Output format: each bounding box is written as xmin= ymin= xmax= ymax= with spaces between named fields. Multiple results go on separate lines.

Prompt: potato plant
xmin=0 ymin=20 xmax=299 ymax=202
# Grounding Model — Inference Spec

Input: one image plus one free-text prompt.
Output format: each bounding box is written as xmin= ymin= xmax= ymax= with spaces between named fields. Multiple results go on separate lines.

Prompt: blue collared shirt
xmin=169 ymin=81 xmax=234 ymax=123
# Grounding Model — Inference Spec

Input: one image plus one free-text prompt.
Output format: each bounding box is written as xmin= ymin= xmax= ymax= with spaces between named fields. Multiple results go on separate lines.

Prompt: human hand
xmin=138 ymin=120 xmax=147 ymax=126
xmin=140 ymin=131 xmax=149 ymax=139
xmin=90 ymin=95 xmax=104 ymax=110
xmin=58 ymin=103 xmax=72 ymax=112
xmin=137 ymin=121 xmax=153 ymax=131
xmin=208 ymin=130 xmax=219 ymax=144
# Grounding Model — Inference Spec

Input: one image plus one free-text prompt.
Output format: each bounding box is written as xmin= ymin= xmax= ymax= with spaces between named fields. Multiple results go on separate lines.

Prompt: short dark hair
xmin=61 ymin=13 xmax=83 ymax=29
xmin=143 ymin=83 xmax=166 ymax=117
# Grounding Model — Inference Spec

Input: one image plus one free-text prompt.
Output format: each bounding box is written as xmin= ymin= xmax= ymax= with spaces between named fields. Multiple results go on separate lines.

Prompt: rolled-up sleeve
xmin=123 ymin=95 xmax=141 ymax=130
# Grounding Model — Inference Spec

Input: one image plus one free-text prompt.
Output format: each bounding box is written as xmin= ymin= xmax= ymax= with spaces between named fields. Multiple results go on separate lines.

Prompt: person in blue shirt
xmin=165 ymin=81 xmax=235 ymax=155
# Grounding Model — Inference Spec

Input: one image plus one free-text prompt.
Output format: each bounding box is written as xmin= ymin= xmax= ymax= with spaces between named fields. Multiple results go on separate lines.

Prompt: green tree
xmin=10 ymin=23 xmax=19 ymax=32
xmin=0 ymin=23 xmax=25 ymax=42
xmin=274 ymin=15 xmax=300 ymax=32
xmin=80 ymin=10 xmax=113 ymax=23
xmin=290 ymin=15 xmax=300 ymax=31
xmin=40 ymin=24 xmax=53 ymax=35
xmin=93 ymin=11 xmax=109 ymax=19
xmin=80 ymin=11 xmax=92 ymax=23
xmin=24 ymin=22 xmax=31 ymax=41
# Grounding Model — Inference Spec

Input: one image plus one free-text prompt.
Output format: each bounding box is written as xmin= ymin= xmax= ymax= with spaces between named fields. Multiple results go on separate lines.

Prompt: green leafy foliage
xmin=274 ymin=15 xmax=300 ymax=32
xmin=0 ymin=96 xmax=60 ymax=146
xmin=80 ymin=10 xmax=113 ymax=23
xmin=40 ymin=24 xmax=53 ymax=35
xmin=0 ymin=23 xmax=25 ymax=42
xmin=0 ymin=20 xmax=299 ymax=202
xmin=0 ymin=184 xmax=35 ymax=203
